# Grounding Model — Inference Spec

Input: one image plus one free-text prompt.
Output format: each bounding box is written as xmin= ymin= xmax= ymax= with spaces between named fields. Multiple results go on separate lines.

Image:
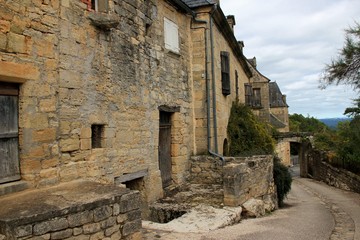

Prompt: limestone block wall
xmin=275 ymin=140 xmax=291 ymax=166
xmin=0 ymin=0 xmax=194 ymax=205
xmin=309 ymin=150 xmax=360 ymax=193
xmin=189 ymin=155 xmax=276 ymax=207
xmin=190 ymin=11 xmax=251 ymax=155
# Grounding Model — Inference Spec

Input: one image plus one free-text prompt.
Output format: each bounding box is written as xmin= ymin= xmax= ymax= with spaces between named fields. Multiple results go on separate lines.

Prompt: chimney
xmin=238 ymin=41 xmax=244 ymax=53
xmin=282 ymin=95 xmax=287 ymax=104
xmin=226 ymin=15 xmax=236 ymax=33
xmin=248 ymin=57 xmax=257 ymax=68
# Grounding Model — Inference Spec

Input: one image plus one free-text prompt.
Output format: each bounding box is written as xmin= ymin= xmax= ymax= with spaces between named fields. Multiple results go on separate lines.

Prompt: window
xmin=253 ymin=88 xmax=261 ymax=107
xmin=221 ymin=51 xmax=230 ymax=96
xmin=0 ymin=83 xmax=20 ymax=184
xmin=164 ymin=18 xmax=179 ymax=53
xmin=244 ymin=84 xmax=252 ymax=106
xmin=91 ymin=124 xmax=104 ymax=148
xmin=90 ymin=0 xmax=108 ymax=12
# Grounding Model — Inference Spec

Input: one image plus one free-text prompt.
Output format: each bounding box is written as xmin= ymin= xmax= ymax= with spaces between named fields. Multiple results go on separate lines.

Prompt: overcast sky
xmin=220 ymin=0 xmax=360 ymax=118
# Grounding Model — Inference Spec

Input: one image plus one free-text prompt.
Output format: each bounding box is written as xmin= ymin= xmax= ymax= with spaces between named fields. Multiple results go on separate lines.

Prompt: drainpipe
xmin=209 ymin=6 xmax=218 ymax=154
xmin=192 ymin=5 xmax=225 ymax=163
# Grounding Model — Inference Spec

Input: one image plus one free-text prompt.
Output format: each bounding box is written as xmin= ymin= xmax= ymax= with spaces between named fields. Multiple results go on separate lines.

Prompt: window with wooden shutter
xmin=164 ymin=18 xmax=179 ymax=53
xmin=0 ymin=83 xmax=20 ymax=184
xmin=253 ymin=88 xmax=262 ymax=107
xmin=235 ymin=70 xmax=239 ymax=100
xmin=244 ymin=83 xmax=252 ymax=106
xmin=221 ymin=51 xmax=230 ymax=96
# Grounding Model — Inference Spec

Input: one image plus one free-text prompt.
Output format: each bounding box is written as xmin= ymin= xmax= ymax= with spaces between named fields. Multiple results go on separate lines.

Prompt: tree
xmin=320 ymin=22 xmax=360 ymax=90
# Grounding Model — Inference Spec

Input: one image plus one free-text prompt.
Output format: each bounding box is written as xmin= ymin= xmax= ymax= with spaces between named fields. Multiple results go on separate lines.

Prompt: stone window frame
xmin=220 ymin=51 xmax=231 ymax=96
xmin=164 ymin=17 xmax=180 ymax=54
xmin=252 ymin=88 xmax=262 ymax=108
xmin=91 ymin=124 xmax=105 ymax=149
xmin=82 ymin=0 xmax=108 ymax=12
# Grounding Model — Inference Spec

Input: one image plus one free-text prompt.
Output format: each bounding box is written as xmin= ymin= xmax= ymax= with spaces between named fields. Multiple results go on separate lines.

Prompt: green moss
xmin=227 ymin=102 xmax=275 ymax=156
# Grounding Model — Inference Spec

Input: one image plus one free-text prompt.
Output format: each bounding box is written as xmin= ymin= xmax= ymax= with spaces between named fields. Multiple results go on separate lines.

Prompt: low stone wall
xmin=189 ymin=155 xmax=276 ymax=208
xmin=309 ymin=151 xmax=360 ymax=193
xmin=0 ymin=181 xmax=142 ymax=240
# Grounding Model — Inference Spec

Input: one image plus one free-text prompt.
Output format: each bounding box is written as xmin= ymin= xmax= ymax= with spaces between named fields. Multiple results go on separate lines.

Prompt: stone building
xmin=0 ymin=0 xmax=290 ymax=236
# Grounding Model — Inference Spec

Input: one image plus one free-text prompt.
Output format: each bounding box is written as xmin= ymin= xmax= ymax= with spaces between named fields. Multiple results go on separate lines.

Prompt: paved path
xmin=143 ymin=177 xmax=360 ymax=240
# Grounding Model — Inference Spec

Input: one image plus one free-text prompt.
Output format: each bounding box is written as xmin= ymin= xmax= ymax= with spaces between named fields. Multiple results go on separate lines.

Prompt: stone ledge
xmin=0 ymin=181 xmax=29 ymax=197
xmin=0 ymin=180 xmax=130 ymax=227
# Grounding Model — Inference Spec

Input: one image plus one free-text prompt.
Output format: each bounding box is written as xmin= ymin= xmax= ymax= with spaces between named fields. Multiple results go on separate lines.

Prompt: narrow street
xmin=144 ymin=166 xmax=360 ymax=240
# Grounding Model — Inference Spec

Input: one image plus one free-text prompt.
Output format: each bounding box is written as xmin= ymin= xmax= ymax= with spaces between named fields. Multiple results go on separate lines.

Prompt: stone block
xmin=60 ymin=137 xmax=80 ymax=152
xmin=121 ymin=219 xmax=141 ymax=236
xmin=51 ymin=229 xmax=73 ymax=239
xmin=7 ymin=32 xmax=28 ymax=54
xmin=80 ymin=127 xmax=92 ymax=139
xmin=15 ymin=224 xmax=32 ymax=238
xmin=32 ymin=128 xmax=57 ymax=142
xmin=0 ymin=61 xmax=40 ymax=83
xmin=89 ymin=231 xmax=105 ymax=240
xmin=242 ymin=198 xmax=265 ymax=218
xmin=126 ymin=210 xmax=141 ymax=222
xmin=83 ymin=223 xmax=101 ymax=234
xmin=0 ymin=20 xmax=10 ymax=33
xmin=94 ymin=206 xmax=112 ymax=222
xmin=59 ymin=69 xmax=82 ymax=89
xmin=68 ymin=210 xmax=93 ymax=227
xmin=119 ymin=191 xmax=141 ymax=213
xmin=104 ymin=225 xmax=119 ymax=237
xmin=0 ymin=32 xmax=6 ymax=50
xmin=33 ymin=217 xmax=68 ymax=235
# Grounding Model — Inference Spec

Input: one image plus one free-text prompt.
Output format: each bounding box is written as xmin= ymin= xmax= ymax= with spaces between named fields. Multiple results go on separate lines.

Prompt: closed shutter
xmin=0 ymin=83 xmax=20 ymax=184
xmin=164 ymin=18 xmax=179 ymax=53
xmin=221 ymin=51 xmax=230 ymax=95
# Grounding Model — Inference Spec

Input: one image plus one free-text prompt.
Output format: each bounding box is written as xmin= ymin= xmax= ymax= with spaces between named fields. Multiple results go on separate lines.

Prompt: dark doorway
xmin=158 ymin=111 xmax=172 ymax=188
xmin=0 ymin=83 xmax=20 ymax=184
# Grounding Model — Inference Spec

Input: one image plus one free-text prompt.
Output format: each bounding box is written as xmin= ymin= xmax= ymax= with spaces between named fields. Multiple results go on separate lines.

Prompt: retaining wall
xmin=0 ymin=181 xmax=142 ymax=240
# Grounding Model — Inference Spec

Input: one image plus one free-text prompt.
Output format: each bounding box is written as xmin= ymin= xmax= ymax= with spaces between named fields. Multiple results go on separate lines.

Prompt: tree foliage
xmin=289 ymin=113 xmax=329 ymax=133
xmin=321 ymin=22 xmax=360 ymax=90
xmin=227 ymin=102 xmax=275 ymax=156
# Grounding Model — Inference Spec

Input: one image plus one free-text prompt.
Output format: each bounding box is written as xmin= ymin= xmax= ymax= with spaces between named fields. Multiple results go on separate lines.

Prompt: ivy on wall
xmin=227 ymin=101 xmax=275 ymax=156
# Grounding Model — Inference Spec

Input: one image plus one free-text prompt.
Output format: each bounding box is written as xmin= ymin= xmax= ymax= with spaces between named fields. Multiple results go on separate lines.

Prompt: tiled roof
xmin=181 ymin=0 xmax=216 ymax=8
xmin=269 ymin=82 xmax=287 ymax=108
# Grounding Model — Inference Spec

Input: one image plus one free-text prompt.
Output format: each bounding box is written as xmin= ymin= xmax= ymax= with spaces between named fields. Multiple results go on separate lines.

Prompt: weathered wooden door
xmin=0 ymin=84 xmax=20 ymax=184
xmin=158 ymin=111 xmax=172 ymax=187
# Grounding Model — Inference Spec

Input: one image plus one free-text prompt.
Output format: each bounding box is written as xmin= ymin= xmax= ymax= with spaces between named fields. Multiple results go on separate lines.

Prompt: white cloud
xmin=220 ymin=0 xmax=360 ymax=118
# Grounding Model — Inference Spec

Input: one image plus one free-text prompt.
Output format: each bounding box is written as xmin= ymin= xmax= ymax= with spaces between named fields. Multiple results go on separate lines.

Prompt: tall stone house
xmin=0 ymin=0 xmax=289 ymax=219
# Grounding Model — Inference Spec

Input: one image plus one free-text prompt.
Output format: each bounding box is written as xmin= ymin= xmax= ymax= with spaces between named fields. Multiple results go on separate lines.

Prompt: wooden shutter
xmin=164 ymin=18 xmax=179 ymax=53
xmin=244 ymin=84 xmax=252 ymax=106
xmin=0 ymin=83 xmax=20 ymax=184
xmin=221 ymin=51 xmax=230 ymax=95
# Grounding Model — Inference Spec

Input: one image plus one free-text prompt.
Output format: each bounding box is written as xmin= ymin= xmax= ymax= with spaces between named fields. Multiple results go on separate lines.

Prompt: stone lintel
xmin=114 ymin=169 xmax=148 ymax=184
xmin=0 ymin=180 xmax=130 ymax=227
xmin=0 ymin=61 xmax=40 ymax=83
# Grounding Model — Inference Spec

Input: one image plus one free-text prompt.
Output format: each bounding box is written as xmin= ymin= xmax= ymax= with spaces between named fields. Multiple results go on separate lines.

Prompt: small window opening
xmin=91 ymin=0 xmax=97 ymax=11
xmin=91 ymin=124 xmax=104 ymax=148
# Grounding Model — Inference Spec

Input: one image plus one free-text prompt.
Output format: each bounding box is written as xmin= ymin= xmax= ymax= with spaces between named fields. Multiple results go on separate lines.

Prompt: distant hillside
xmin=319 ymin=118 xmax=351 ymax=129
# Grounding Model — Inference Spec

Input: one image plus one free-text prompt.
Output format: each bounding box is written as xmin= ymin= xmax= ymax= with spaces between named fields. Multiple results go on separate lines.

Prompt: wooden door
xmin=0 ymin=84 xmax=20 ymax=184
xmin=158 ymin=111 xmax=172 ymax=188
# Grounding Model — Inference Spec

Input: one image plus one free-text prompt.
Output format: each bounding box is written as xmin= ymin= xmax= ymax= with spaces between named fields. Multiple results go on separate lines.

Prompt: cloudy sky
xmin=220 ymin=0 xmax=360 ymax=118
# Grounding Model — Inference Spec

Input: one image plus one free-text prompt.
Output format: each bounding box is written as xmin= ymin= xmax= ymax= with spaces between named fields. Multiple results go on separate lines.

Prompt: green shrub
xmin=227 ymin=102 xmax=275 ymax=156
xmin=273 ymin=156 xmax=292 ymax=207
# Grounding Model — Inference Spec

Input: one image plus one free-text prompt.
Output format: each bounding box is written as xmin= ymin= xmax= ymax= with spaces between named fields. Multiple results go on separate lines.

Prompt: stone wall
xmin=309 ymin=150 xmax=360 ymax=193
xmin=190 ymin=10 xmax=251 ymax=155
xmin=0 ymin=181 xmax=142 ymax=240
xmin=0 ymin=0 xmax=194 ymax=205
xmin=189 ymin=155 xmax=276 ymax=207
